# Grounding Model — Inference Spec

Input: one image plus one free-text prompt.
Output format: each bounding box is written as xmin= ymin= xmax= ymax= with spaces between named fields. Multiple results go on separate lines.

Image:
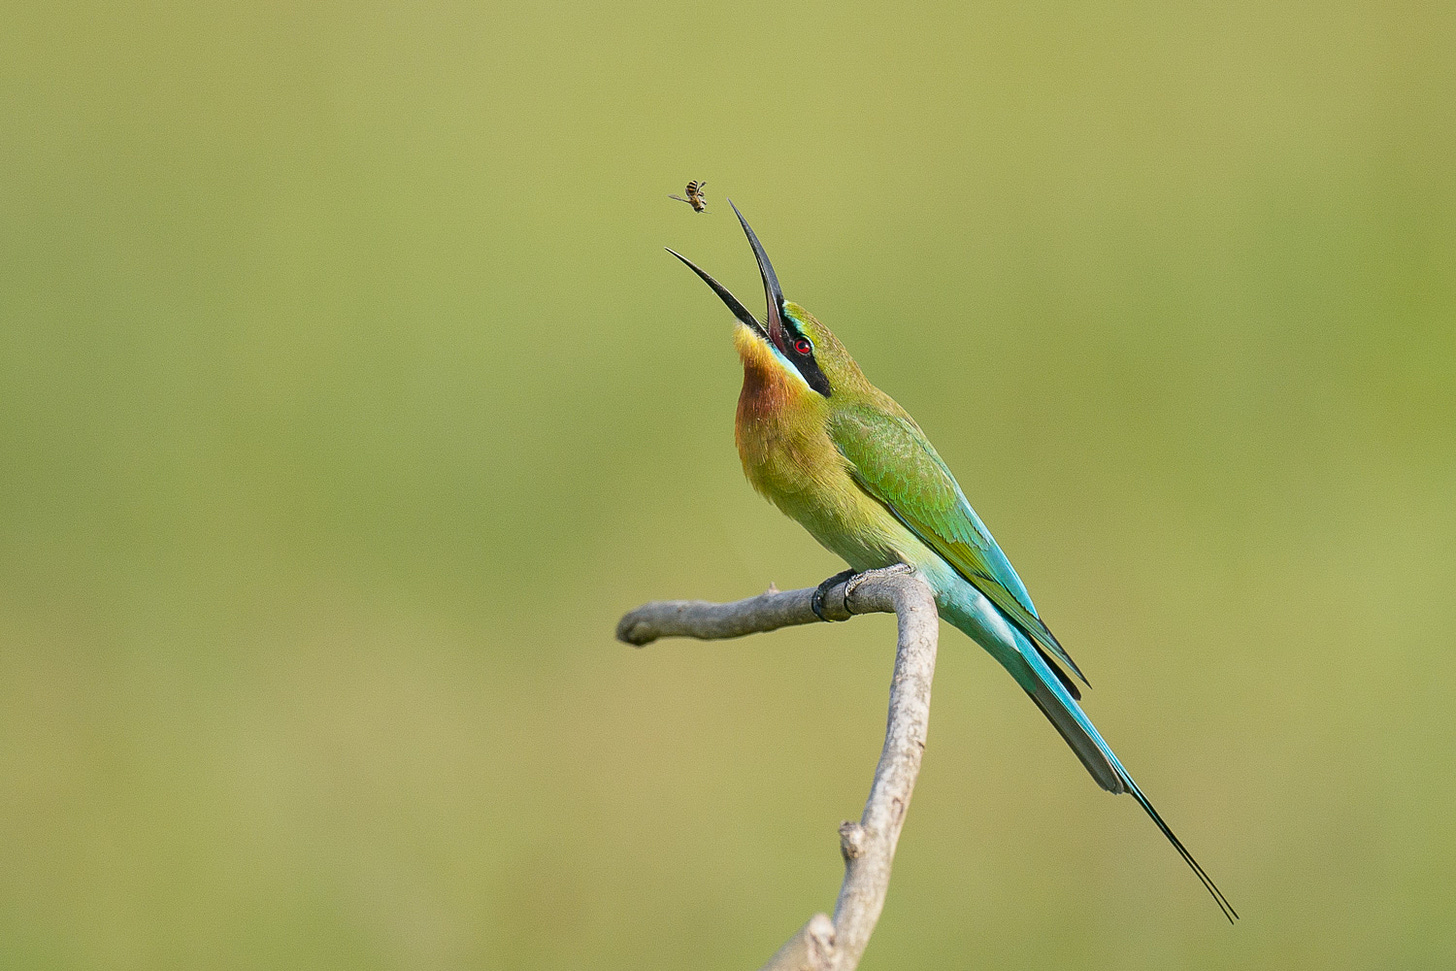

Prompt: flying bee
xmin=669 ymin=180 xmax=708 ymax=212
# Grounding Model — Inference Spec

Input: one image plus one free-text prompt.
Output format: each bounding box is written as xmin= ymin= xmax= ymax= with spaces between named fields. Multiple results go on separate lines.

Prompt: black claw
xmin=812 ymin=570 xmax=857 ymax=621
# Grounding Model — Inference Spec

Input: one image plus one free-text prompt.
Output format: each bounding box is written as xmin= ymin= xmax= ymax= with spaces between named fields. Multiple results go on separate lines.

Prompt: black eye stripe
xmin=780 ymin=315 xmax=830 ymax=397
xmin=782 ymin=317 xmax=808 ymax=347
xmin=798 ymin=359 xmax=831 ymax=396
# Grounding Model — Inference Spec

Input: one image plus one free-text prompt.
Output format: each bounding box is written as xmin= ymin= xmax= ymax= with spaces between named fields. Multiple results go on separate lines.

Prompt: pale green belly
xmin=763 ymin=470 xmax=931 ymax=574
xmin=739 ymin=408 xmax=935 ymax=574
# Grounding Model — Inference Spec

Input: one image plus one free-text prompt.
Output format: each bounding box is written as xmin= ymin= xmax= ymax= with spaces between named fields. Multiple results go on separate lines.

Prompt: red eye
xmin=794 ymin=338 xmax=812 ymax=355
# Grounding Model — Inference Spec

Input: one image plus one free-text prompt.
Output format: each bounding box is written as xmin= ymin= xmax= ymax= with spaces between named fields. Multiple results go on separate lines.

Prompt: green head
xmin=668 ymin=202 xmax=868 ymax=400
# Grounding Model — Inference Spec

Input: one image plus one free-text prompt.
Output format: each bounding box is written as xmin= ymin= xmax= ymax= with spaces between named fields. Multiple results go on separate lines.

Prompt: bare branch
xmin=617 ymin=566 xmax=940 ymax=971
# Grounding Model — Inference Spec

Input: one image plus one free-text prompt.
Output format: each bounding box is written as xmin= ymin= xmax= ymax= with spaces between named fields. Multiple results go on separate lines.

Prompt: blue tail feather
xmin=932 ymin=572 xmax=1237 ymax=922
xmin=1014 ymin=629 xmax=1238 ymax=922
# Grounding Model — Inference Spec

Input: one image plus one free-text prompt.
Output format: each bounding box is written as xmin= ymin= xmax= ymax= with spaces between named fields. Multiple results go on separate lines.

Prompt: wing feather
xmin=828 ymin=405 xmax=1089 ymax=686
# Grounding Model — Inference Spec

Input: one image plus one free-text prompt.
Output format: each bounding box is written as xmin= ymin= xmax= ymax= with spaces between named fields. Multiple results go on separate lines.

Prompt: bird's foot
xmin=811 ymin=570 xmax=857 ymax=622
xmin=812 ymin=564 xmax=914 ymax=621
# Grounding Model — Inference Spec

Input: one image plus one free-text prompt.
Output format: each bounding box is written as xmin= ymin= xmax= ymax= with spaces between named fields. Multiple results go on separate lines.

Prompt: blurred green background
xmin=2 ymin=1 xmax=1453 ymax=968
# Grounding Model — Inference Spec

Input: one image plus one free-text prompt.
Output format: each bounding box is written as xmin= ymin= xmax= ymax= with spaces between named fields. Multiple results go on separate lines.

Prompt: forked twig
xmin=617 ymin=565 xmax=939 ymax=971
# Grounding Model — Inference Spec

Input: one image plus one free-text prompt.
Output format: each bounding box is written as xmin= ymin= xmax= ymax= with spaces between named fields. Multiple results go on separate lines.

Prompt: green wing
xmin=828 ymin=404 xmax=1089 ymax=687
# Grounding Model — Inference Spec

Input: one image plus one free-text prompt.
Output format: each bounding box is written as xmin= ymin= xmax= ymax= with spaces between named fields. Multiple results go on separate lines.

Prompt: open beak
xmin=666 ymin=200 xmax=787 ymax=349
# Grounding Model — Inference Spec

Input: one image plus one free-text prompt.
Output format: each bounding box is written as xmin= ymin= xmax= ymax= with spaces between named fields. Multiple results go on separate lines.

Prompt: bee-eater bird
xmin=667 ymin=201 xmax=1237 ymax=922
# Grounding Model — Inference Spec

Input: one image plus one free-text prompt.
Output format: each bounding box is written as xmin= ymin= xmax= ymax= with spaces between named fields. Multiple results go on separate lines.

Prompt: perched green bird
xmin=667 ymin=202 xmax=1236 ymax=922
